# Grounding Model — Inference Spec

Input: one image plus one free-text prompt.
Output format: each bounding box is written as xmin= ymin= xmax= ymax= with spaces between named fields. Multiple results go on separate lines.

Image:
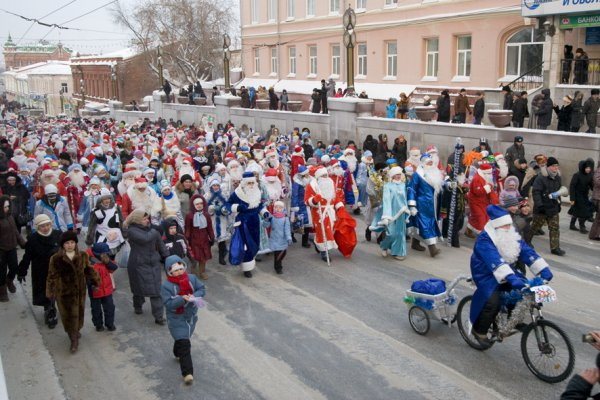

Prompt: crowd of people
xmin=0 ymin=112 xmax=599 ymax=385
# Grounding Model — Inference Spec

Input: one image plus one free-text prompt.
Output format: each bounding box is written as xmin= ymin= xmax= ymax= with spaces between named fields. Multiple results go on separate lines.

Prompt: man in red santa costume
xmin=262 ymin=168 xmax=284 ymax=212
xmin=121 ymin=177 xmax=160 ymax=220
xmin=117 ymin=161 xmax=141 ymax=204
xmin=64 ymin=163 xmax=90 ymax=230
xmin=35 ymin=168 xmax=67 ymax=199
xmin=261 ymin=148 xmax=286 ymax=188
xmin=170 ymin=156 xmax=201 ymax=186
xmin=304 ymin=166 xmax=345 ymax=262
xmin=426 ymin=145 xmax=445 ymax=172
xmin=11 ymin=148 xmax=28 ymax=170
xmin=290 ymin=146 xmax=305 ymax=177
xmin=466 ymin=163 xmax=499 ymax=238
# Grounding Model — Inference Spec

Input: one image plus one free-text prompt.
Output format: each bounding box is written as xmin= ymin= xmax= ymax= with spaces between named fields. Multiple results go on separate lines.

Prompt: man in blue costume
xmin=379 ymin=166 xmax=409 ymax=261
xmin=290 ymin=165 xmax=312 ymax=248
xmin=225 ymin=172 xmax=268 ymax=278
xmin=470 ymin=205 xmax=553 ymax=344
xmin=407 ymin=154 xmax=443 ymax=257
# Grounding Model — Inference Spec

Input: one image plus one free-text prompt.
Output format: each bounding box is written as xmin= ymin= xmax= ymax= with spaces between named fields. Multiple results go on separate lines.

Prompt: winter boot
xmin=320 ymin=251 xmax=329 ymax=262
xmin=198 ymin=263 xmax=209 ymax=280
xmin=411 ymin=238 xmax=425 ymax=251
xmin=218 ymin=242 xmax=227 ymax=265
xmin=69 ymin=332 xmax=79 ymax=353
xmin=0 ymin=285 xmax=8 ymax=302
xmin=243 ymin=271 xmax=253 ymax=278
xmin=579 ymin=218 xmax=589 ymax=234
xmin=365 ymin=228 xmax=372 ymax=242
xmin=6 ymin=279 xmax=16 ymax=293
xmin=428 ymin=244 xmax=440 ymax=258
xmin=183 ymin=374 xmax=194 ymax=385
xmin=569 ymin=216 xmax=578 ymax=231
xmin=291 ymin=234 xmax=297 ymax=243
xmin=301 ymin=232 xmax=311 ymax=248
xmin=464 ymin=228 xmax=475 ymax=239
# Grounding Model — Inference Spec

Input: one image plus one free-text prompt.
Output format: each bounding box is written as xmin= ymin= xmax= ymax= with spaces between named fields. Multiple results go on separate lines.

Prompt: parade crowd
xmin=0 ymin=112 xmax=599 ymax=387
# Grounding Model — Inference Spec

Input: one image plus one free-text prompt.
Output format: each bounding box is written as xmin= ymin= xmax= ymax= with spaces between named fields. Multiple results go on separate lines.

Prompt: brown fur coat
xmin=46 ymin=249 xmax=99 ymax=333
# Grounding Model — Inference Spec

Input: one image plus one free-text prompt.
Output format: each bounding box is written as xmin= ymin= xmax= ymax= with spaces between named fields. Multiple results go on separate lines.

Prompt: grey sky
xmin=1 ymin=0 xmax=240 ymax=67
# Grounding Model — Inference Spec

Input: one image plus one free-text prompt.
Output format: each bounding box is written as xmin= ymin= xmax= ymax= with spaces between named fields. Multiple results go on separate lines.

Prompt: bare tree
xmin=113 ymin=0 xmax=235 ymax=88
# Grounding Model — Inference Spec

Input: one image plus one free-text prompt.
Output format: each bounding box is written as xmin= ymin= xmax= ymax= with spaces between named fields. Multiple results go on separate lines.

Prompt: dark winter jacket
xmin=503 ymin=92 xmax=514 ymax=111
xmin=161 ymin=273 xmax=205 ymax=340
xmin=392 ymin=140 xmax=407 ymax=167
xmin=311 ymin=92 xmax=321 ymax=113
xmin=512 ymin=98 xmax=529 ymax=125
xmin=454 ymin=94 xmax=470 ymax=114
xmin=554 ymin=103 xmax=573 ymax=132
xmin=536 ymin=89 xmax=553 ymax=128
xmin=582 ymin=97 xmax=600 ymax=129
xmin=374 ymin=135 xmax=390 ymax=165
xmin=436 ymin=95 xmax=451 ymax=122
xmin=269 ymin=90 xmax=279 ymax=110
xmin=505 ymin=144 xmax=525 ymax=168
xmin=125 ymin=220 xmax=169 ymax=297
xmin=570 ymin=96 xmax=584 ymax=131
xmin=362 ymin=136 xmax=378 ymax=155
xmin=240 ymin=90 xmax=250 ymax=108
xmin=568 ymin=159 xmax=594 ymax=219
xmin=0 ymin=213 xmax=25 ymax=251
xmin=473 ymin=98 xmax=485 ymax=120
xmin=561 ymin=373 xmax=600 ymax=400
xmin=18 ymin=229 xmax=61 ymax=306
xmin=532 ymin=168 xmax=562 ymax=216
xmin=1 ymin=174 xmax=30 ymax=222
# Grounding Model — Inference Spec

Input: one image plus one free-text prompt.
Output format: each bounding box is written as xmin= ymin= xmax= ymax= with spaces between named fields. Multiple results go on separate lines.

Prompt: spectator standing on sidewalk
xmin=436 ymin=90 xmax=451 ymax=123
xmin=473 ymin=92 xmax=485 ymax=125
xmin=0 ymin=195 xmax=26 ymax=301
xmin=582 ymin=88 xmax=600 ymax=133
xmin=588 ymin=161 xmax=600 ymax=241
xmin=536 ymin=88 xmax=554 ymax=130
xmin=453 ymin=88 xmax=471 ymax=124
xmin=502 ymin=85 xmax=513 ymax=111
xmin=280 ymin=89 xmax=289 ymax=111
xmin=512 ymin=91 xmax=529 ymax=128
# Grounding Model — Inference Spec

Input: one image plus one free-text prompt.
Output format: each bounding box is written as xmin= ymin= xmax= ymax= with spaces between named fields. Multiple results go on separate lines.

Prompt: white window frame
xmin=356 ymin=0 xmax=367 ymax=11
xmin=386 ymin=41 xmax=397 ymax=78
xmin=287 ymin=0 xmax=295 ymax=19
xmin=309 ymin=46 xmax=317 ymax=77
xmin=384 ymin=0 xmax=398 ymax=7
xmin=254 ymin=48 xmax=260 ymax=75
xmin=251 ymin=0 xmax=259 ymax=23
xmin=504 ymin=27 xmax=545 ymax=78
xmin=268 ymin=0 xmax=277 ymax=22
xmin=331 ymin=45 xmax=341 ymax=76
xmin=307 ymin=0 xmax=316 ymax=17
xmin=271 ymin=47 xmax=278 ymax=75
xmin=288 ymin=46 xmax=296 ymax=76
xmin=357 ymin=43 xmax=367 ymax=77
xmin=329 ymin=0 xmax=340 ymax=14
xmin=425 ymin=38 xmax=439 ymax=78
xmin=456 ymin=35 xmax=471 ymax=77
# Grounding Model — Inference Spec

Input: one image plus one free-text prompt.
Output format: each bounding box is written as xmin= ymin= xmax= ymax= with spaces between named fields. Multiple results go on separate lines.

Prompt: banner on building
xmin=522 ymin=0 xmax=600 ymax=17
xmin=559 ymin=13 xmax=600 ymax=28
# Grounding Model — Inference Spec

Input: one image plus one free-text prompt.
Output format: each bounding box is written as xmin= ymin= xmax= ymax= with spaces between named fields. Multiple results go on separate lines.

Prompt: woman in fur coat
xmin=184 ymin=194 xmax=215 ymax=280
xmin=46 ymin=231 xmax=99 ymax=353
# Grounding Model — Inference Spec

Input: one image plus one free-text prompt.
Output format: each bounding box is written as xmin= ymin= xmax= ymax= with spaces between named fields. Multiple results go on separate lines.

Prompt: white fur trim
xmin=335 ymin=202 xmax=344 ymax=210
xmin=483 ymin=184 xmax=492 ymax=194
xmin=231 ymin=204 xmax=239 ymax=213
xmin=233 ymin=221 xmax=241 ymax=227
xmin=241 ymin=260 xmax=255 ymax=272
xmin=407 ymin=200 xmax=417 ymax=207
xmin=315 ymin=168 xmax=328 ymax=179
xmin=530 ymin=258 xmax=548 ymax=276
xmin=490 ymin=214 xmax=513 ymax=229
xmin=493 ymin=264 xmax=514 ymax=283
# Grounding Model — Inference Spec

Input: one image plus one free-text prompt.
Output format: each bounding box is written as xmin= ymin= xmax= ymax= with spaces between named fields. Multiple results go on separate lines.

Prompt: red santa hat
xmin=328 ymin=159 xmax=340 ymax=167
xmin=225 ymin=152 xmax=235 ymax=160
xmin=265 ymin=149 xmax=277 ymax=159
xmin=293 ymin=146 xmax=303 ymax=154
xmin=494 ymin=152 xmax=504 ymax=161
xmin=134 ymin=177 xmax=148 ymax=188
xmin=426 ymin=145 xmax=438 ymax=154
xmin=479 ymin=163 xmax=492 ymax=171
xmin=264 ymin=168 xmax=278 ymax=182
xmin=314 ymin=166 xmax=328 ymax=179
xmin=182 ymin=157 xmax=193 ymax=165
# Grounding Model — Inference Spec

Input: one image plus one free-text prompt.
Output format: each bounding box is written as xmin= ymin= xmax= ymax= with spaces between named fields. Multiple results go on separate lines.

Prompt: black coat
xmin=532 ymin=169 xmax=562 ymax=216
xmin=512 ymin=98 xmax=529 ymax=123
xmin=268 ymin=91 xmax=279 ymax=110
xmin=555 ymin=103 xmax=573 ymax=132
xmin=503 ymin=93 xmax=514 ymax=110
xmin=1 ymin=178 xmax=30 ymax=222
xmin=560 ymin=373 xmax=600 ymax=400
xmin=392 ymin=141 xmax=407 ymax=167
xmin=568 ymin=159 xmax=594 ymax=219
xmin=311 ymin=93 xmax=321 ymax=113
xmin=240 ymin=91 xmax=250 ymax=108
xmin=436 ymin=95 xmax=451 ymax=122
xmin=570 ymin=98 xmax=583 ymax=130
xmin=536 ymin=90 xmax=553 ymax=128
xmin=126 ymin=223 xmax=169 ymax=297
xmin=18 ymin=230 xmax=61 ymax=306
xmin=473 ymin=98 xmax=485 ymax=120
xmin=362 ymin=137 xmax=378 ymax=155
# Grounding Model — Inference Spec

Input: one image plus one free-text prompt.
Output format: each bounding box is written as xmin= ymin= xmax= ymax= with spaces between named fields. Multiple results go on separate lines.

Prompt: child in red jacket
xmin=88 ymin=243 xmax=118 ymax=331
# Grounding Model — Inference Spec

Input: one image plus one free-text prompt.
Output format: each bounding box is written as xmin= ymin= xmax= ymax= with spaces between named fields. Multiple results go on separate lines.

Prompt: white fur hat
xmin=388 ymin=166 xmax=404 ymax=178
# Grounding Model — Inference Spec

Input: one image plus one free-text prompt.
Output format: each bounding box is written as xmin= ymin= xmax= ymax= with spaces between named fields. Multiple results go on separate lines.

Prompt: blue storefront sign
xmin=523 ymin=0 xmax=600 ymax=17
xmin=586 ymin=26 xmax=600 ymax=45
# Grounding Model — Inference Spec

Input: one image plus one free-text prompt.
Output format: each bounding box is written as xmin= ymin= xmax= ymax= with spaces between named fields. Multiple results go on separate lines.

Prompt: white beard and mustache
xmin=268 ymin=158 xmax=280 ymax=169
xmin=41 ymin=173 xmax=59 ymax=185
xmin=345 ymin=156 xmax=357 ymax=173
xmin=228 ymin=167 xmax=242 ymax=182
xmin=422 ymin=164 xmax=443 ymax=193
xmin=241 ymin=184 xmax=262 ymax=209
xmin=481 ymin=171 xmax=494 ymax=185
xmin=179 ymin=165 xmax=195 ymax=179
xmin=68 ymin=171 xmax=86 ymax=188
xmin=264 ymin=179 xmax=282 ymax=201
xmin=317 ymin=177 xmax=335 ymax=200
xmin=12 ymin=153 xmax=27 ymax=168
xmin=333 ymin=167 xmax=344 ymax=177
xmin=495 ymin=226 xmax=522 ymax=264
xmin=497 ymin=160 xmax=509 ymax=178
xmin=35 ymin=149 xmax=46 ymax=162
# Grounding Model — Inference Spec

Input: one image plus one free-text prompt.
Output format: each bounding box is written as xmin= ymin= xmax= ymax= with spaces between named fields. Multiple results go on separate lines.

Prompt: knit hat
xmin=164 ymin=255 xmax=186 ymax=276
xmin=274 ymin=200 xmax=285 ymax=209
xmin=486 ymin=205 xmax=513 ymax=229
xmin=60 ymin=230 xmax=79 ymax=247
xmin=363 ymin=150 xmax=373 ymax=158
xmin=99 ymin=187 xmax=112 ymax=199
xmin=91 ymin=242 xmax=110 ymax=256
xmin=546 ymin=157 xmax=559 ymax=167
xmin=179 ymin=174 xmax=193 ymax=184
xmin=501 ymin=195 xmax=520 ymax=208
xmin=592 ymin=89 xmax=599 ymax=95
xmin=33 ymin=214 xmax=52 ymax=228
xmin=44 ymin=184 xmax=58 ymax=194
xmin=514 ymin=136 xmax=523 ymax=143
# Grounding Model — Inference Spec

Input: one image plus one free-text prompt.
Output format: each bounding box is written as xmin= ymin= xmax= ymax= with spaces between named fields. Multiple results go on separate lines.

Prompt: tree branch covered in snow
xmin=113 ymin=0 xmax=234 ymax=87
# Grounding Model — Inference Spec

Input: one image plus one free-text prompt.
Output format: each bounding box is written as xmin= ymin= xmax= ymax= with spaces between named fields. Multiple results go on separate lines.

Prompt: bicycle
xmin=456 ymin=279 xmax=575 ymax=383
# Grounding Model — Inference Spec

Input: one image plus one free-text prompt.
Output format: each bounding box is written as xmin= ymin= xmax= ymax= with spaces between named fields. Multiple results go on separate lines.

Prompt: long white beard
xmin=229 ymin=167 xmax=242 ymax=182
xmin=179 ymin=165 xmax=195 ymax=178
xmin=130 ymin=188 xmax=153 ymax=211
xmin=430 ymin=154 xmax=440 ymax=168
xmin=482 ymin=172 xmax=494 ymax=185
xmin=422 ymin=165 xmax=443 ymax=192
xmin=317 ymin=177 xmax=335 ymax=200
xmin=242 ymin=185 xmax=262 ymax=209
xmin=35 ymin=150 xmax=46 ymax=162
xmin=41 ymin=174 xmax=59 ymax=186
xmin=345 ymin=156 xmax=357 ymax=173
xmin=495 ymin=226 xmax=521 ymax=264
xmin=497 ymin=160 xmax=509 ymax=178
xmin=268 ymin=158 xmax=280 ymax=169
xmin=68 ymin=171 xmax=86 ymax=188
xmin=12 ymin=154 xmax=27 ymax=168
xmin=264 ymin=180 xmax=282 ymax=200
xmin=333 ymin=168 xmax=344 ymax=177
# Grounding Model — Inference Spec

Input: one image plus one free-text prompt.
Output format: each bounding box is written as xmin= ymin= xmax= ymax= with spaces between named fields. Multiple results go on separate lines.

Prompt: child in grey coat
xmin=268 ymin=201 xmax=292 ymax=274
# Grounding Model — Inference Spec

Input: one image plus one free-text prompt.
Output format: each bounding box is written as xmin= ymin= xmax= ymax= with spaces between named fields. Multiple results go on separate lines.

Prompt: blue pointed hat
xmin=486 ymin=205 xmax=513 ymax=228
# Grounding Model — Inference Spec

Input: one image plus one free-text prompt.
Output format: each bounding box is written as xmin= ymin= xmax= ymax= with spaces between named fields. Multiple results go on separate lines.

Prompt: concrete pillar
xmin=214 ymin=95 xmax=241 ymax=124
xmin=153 ymin=92 xmax=164 ymax=118
xmin=327 ymin=98 xmax=374 ymax=144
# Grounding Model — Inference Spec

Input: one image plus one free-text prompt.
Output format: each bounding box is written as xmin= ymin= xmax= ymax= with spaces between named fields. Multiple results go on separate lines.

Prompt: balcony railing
xmin=560 ymin=58 xmax=600 ymax=86
xmin=502 ymin=62 xmax=544 ymax=92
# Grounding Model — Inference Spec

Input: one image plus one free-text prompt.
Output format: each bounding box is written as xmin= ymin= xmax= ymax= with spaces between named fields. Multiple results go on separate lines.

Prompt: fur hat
xmin=33 ymin=214 xmax=52 ymax=228
xmin=388 ymin=166 xmax=404 ymax=178
xmin=547 ymin=157 xmax=559 ymax=167
xmin=123 ymin=209 xmax=147 ymax=228
xmin=60 ymin=230 xmax=79 ymax=247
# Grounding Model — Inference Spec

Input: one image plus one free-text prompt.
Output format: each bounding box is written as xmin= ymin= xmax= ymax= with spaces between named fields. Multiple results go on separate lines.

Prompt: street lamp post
xmin=157 ymin=45 xmax=164 ymax=88
xmin=343 ymin=5 xmax=357 ymax=96
xmin=79 ymin=78 xmax=85 ymax=115
xmin=110 ymin=63 xmax=117 ymax=100
xmin=59 ymin=87 xmax=64 ymax=113
xmin=223 ymin=34 xmax=231 ymax=94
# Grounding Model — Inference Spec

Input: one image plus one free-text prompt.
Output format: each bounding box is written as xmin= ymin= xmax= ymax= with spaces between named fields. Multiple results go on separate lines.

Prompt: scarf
xmin=167 ymin=272 xmax=193 ymax=314
xmin=193 ymin=212 xmax=207 ymax=228
xmin=273 ymin=212 xmax=285 ymax=218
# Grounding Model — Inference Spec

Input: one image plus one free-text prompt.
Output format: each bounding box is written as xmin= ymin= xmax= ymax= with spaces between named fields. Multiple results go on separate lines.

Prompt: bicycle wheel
xmin=456 ymin=295 xmax=494 ymax=351
xmin=520 ymin=319 xmax=575 ymax=383
xmin=408 ymin=306 xmax=430 ymax=335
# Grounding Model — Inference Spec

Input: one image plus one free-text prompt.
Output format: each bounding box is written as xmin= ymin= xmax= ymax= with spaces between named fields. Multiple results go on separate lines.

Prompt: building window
xmin=329 ymin=0 xmax=340 ymax=14
xmin=386 ymin=41 xmax=397 ymax=77
xmin=254 ymin=48 xmax=260 ymax=74
xmin=268 ymin=0 xmax=277 ymax=22
xmin=385 ymin=0 xmax=398 ymax=6
xmin=61 ymin=82 xmax=68 ymax=93
xmin=331 ymin=45 xmax=341 ymax=76
xmin=356 ymin=0 xmax=367 ymax=9
xmin=425 ymin=38 xmax=439 ymax=77
xmin=309 ymin=46 xmax=317 ymax=75
xmin=251 ymin=0 xmax=259 ymax=23
xmin=287 ymin=0 xmax=295 ymax=18
xmin=289 ymin=46 xmax=296 ymax=74
xmin=457 ymin=35 xmax=471 ymax=77
xmin=271 ymin=47 xmax=278 ymax=74
xmin=307 ymin=0 xmax=315 ymax=17
xmin=505 ymin=27 xmax=544 ymax=77
xmin=357 ymin=43 xmax=367 ymax=76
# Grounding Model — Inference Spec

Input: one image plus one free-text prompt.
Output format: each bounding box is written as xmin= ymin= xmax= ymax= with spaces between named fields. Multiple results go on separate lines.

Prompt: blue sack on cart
xmin=411 ymin=279 xmax=446 ymax=295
